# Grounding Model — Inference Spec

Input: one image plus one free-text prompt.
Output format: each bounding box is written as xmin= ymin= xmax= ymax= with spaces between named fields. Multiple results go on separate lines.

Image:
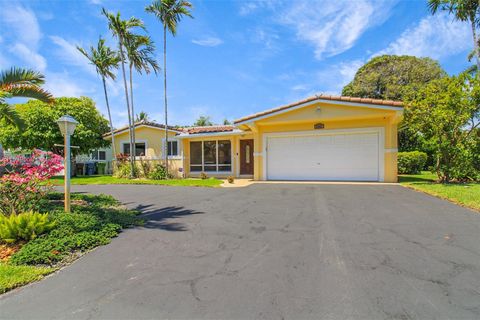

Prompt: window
xmin=189 ymin=140 xmax=231 ymax=172
xmin=90 ymin=150 xmax=107 ymax=161
xmin=190 ymin=141 xmax=202 ymax=172
xmin=123 ymin=142 xmax=146 ymax=157
xmin=167 ymin=140 xmax=179 ymax=156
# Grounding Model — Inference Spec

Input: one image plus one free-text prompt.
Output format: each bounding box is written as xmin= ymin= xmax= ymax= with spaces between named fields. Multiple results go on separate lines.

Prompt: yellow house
xmin=106 ymin=95 xmax=403 ymax=182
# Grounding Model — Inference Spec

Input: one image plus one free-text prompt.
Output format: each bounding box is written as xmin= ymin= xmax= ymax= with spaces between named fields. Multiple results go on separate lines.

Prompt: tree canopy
xmin=405 ymin=73 xmax=480 ymax=181
xmin=342 ymin=55 xmax=446 ymax=101
xmin=0 ymin=97 xmax=110 ymax=155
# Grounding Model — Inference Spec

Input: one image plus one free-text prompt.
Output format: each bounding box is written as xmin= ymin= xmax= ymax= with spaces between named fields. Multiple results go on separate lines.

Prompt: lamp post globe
xmin=56 ymin=115 xmax=78 ymax=213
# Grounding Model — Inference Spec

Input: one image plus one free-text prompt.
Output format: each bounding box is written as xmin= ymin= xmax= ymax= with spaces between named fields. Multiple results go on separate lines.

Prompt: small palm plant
xmin=77 ymin=38 xmax=121 ymax=160
xmin=146 ymin=0 xmax=193 ymax=176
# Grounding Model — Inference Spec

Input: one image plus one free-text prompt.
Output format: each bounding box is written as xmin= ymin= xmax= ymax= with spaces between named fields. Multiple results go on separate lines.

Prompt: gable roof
xmin=103 ymin=120 xmax=183 ymax=138
xmin=234 ymin=94 xmax=403 ymax=124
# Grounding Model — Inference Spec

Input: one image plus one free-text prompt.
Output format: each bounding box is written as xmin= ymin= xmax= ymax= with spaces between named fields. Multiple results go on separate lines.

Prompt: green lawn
xmin=399 ymin=172 xmax=480 ymax=211
xmin=49 ymin=175 xmax=223 ymax=187
xmin=0 ymin=263 xmax=54 ymax=294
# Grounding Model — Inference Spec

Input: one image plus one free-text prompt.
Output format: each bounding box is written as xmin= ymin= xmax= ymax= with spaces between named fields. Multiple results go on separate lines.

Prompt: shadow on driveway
xmin=136 ymin=205 xmax=204 ymax=231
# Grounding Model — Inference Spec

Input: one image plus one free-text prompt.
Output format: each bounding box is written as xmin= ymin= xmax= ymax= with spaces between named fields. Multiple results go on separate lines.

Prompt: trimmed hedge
xmin=398 ymin=151 xmax=428 ymax=174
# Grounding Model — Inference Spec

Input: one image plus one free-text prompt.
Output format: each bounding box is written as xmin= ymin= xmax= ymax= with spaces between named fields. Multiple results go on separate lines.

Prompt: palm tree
xmin=136 ymin=111 xmax=150 ymax=122
xmin=429 ymin=0 xmax=480 ymax=71
xmin=102 ymin=8 xmax=145 ymax=177
xmin=146 ymin=0 xmax=192 ymax=176
xmin=77 ymin=37 xmax=121 ymax=161
xmin=194 ymin=115 xmax=213 ymax=126
xmin=0 ymin=67 xmax=54 ymax=159
xmin=124 ymin=34 xmax=159 ymax=155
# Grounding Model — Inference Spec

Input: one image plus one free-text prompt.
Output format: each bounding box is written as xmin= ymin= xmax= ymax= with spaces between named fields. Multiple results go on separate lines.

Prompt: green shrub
xmin=149 ymin=164 xmax=168 ymax=180
xmin=0 ymin=212 xmax=55 ymax=244
xmin=398 ymin=151 xmax=428 ymax=174
xmin=200 ymin=172 xmax=208 ymax=180
xmin=113 ymin=161 xmax=132 ymax=178
xmin=10 ymin=193 xmax=140 ymax=266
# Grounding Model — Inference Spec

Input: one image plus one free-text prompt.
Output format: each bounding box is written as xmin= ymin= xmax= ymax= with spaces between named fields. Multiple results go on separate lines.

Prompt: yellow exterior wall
xmin=107 ymin=102 xmax=402 ymax=182
xmin=108 ymin=126 xmax=183 ymax=178
xmin=241 ymin=102 xmax=402 ymax=182
xmin=181 ymin=133 xmax=254 ymax=178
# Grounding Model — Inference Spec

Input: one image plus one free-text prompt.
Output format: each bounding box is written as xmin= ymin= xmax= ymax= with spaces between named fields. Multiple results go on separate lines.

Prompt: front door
xmin=240 ymin=139 xmax=254 ymax=175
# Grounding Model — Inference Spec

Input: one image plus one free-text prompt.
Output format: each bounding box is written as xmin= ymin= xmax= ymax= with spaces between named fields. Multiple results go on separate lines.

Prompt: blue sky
xmin=0 ymin=0 xmax=474 ymax=127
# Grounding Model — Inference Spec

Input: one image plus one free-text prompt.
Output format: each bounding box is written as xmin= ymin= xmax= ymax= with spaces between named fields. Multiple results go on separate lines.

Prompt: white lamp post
xmin=57 ymin=115 xmax=78 ymax=213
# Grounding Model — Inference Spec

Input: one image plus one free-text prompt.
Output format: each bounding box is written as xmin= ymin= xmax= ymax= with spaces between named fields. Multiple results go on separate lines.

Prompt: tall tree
xmin=146 ymin=0 xmax=193 ymax=176
xmin=428 ymin=0 xmax=480 ymax=72
xmin=342 ymin=55 xmax=446 ymax=101
xmin=0 ymin=67 xmax=54 ymax=159
xmin=102 ymin=8 xmax=145 ymax=177
xmin=77 ymin=37 xmax=121 ymax=160
xmin=124 ymin=34 xmax=159 ymax=155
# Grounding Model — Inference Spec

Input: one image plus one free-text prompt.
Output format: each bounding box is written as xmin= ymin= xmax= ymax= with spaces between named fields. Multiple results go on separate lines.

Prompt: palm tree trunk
xmin=102 ymin=76 xmax=117 ymax=166
xmin=129 ymin=65 xmax=137 ymax=161
xmin=163 ymin=25 xmax=169 ymax=176
xmin=471 ymin=17 xmax=480 ymax=73
xmin=118 ymin=37 xmax=135 ymax=178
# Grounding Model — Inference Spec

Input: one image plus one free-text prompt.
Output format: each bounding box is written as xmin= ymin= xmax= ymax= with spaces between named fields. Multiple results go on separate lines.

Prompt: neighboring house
xmin=75 ymin=147 xmax=114 ymax=174
xmin=105 ymin=95 xmax=403 ymax=182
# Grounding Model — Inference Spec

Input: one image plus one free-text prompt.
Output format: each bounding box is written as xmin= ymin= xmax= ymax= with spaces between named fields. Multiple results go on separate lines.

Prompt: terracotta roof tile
xmin=182 ymin=125 xmax=235 ymax=134
xmin=234 ymin=94 xmax=403 ymax=124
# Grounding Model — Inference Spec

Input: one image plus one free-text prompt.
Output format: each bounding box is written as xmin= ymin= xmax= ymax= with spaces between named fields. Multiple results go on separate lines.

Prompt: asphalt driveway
xmin=1 ymin=183 xmax=480 ymax=319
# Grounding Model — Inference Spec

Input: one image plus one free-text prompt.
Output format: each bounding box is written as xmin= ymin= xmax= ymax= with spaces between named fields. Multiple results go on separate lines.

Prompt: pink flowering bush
xmin=0 ymin=150 xmax=63 ymax=216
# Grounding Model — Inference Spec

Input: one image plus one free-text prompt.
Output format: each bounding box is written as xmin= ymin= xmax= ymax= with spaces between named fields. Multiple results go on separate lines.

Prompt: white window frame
xmin=189 ymin=140 xmax=233 ymax=173
xmin=121 ymin=140 xmax=148 ymax=159
xmin=162 ymin=138 xmax=182 ymax=159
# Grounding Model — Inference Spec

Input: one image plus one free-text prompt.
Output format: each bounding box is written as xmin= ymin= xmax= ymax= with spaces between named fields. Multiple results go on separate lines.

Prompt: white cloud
xmin=50 ymin=36 xmax=96 ymax=75
xmin=191 ymin=37 xmax=223 ymax=47
xmin=89 ymin=0 xmax=103 ymax=4
xmin=278 ymin=0 xmax=397 ymax=59
xmin=43 ymin=72 xmax=93 ymax=97
xmin=9 ymin=43 xmax=47 ymax=72
xmin=375 ymin=13 xmax=471 ymax=59
xmin=0 ymin=5 xmax=42 ymax=48
xmin=315 ymin=60 xmax=364 ymax=94
xmin=239 ymin=1 xmax=277 ymax=16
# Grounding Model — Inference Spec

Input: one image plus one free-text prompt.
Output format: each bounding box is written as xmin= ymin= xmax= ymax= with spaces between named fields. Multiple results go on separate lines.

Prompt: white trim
xmin=177 ymin=130 xmax=244 ymax=139
xmin=385 ymin=148 xmax=398 ymax=153
xmin=253 ymin=152 xmax=263 ymax=157
xmin=109 ymin=124 xmax=182 ymax=138
xmin=120 ymin=139 xmax=148 ymax=159
xmin=187 ymin=139 xmax=233 ymax=174
xmin=235 ymin=99 xmax=403 ymax=125
xmin=262 ymin=127 xmax=385 ymax=182
xmin=162 ymin=138 xmax=182 ymax=159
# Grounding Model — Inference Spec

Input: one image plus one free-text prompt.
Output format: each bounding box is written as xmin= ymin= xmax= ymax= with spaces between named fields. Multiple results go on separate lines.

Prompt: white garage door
xmin=266 ymin=131 xmax=380 ymax=181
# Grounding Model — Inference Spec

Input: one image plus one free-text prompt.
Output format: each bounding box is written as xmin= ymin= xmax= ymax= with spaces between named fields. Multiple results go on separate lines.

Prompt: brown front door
xmin=240 ymin=139 xmax=254 ymax=175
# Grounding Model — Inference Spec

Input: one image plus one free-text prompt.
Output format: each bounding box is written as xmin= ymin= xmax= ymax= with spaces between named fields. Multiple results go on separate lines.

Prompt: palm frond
xmin=0 ymin=103 xmax=24 ymax=129
xmin=0 ymin=67 xmax=45 ymax=90
xmin=6 ymin=85 xmax=54 ymax=104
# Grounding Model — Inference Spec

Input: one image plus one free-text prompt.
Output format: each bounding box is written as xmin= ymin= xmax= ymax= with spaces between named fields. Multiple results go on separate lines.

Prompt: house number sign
xmin=314 ymin=123 xmax=325 ymax=129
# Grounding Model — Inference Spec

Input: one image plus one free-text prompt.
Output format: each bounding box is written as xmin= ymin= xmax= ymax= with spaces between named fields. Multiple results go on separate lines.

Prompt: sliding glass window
xmin=189 ymin=140 xmax=231 ymax=172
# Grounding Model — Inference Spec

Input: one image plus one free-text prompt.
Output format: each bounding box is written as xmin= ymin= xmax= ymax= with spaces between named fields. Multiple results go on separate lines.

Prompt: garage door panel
xmin=266 ymin=132 xmax=379 ymax=181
